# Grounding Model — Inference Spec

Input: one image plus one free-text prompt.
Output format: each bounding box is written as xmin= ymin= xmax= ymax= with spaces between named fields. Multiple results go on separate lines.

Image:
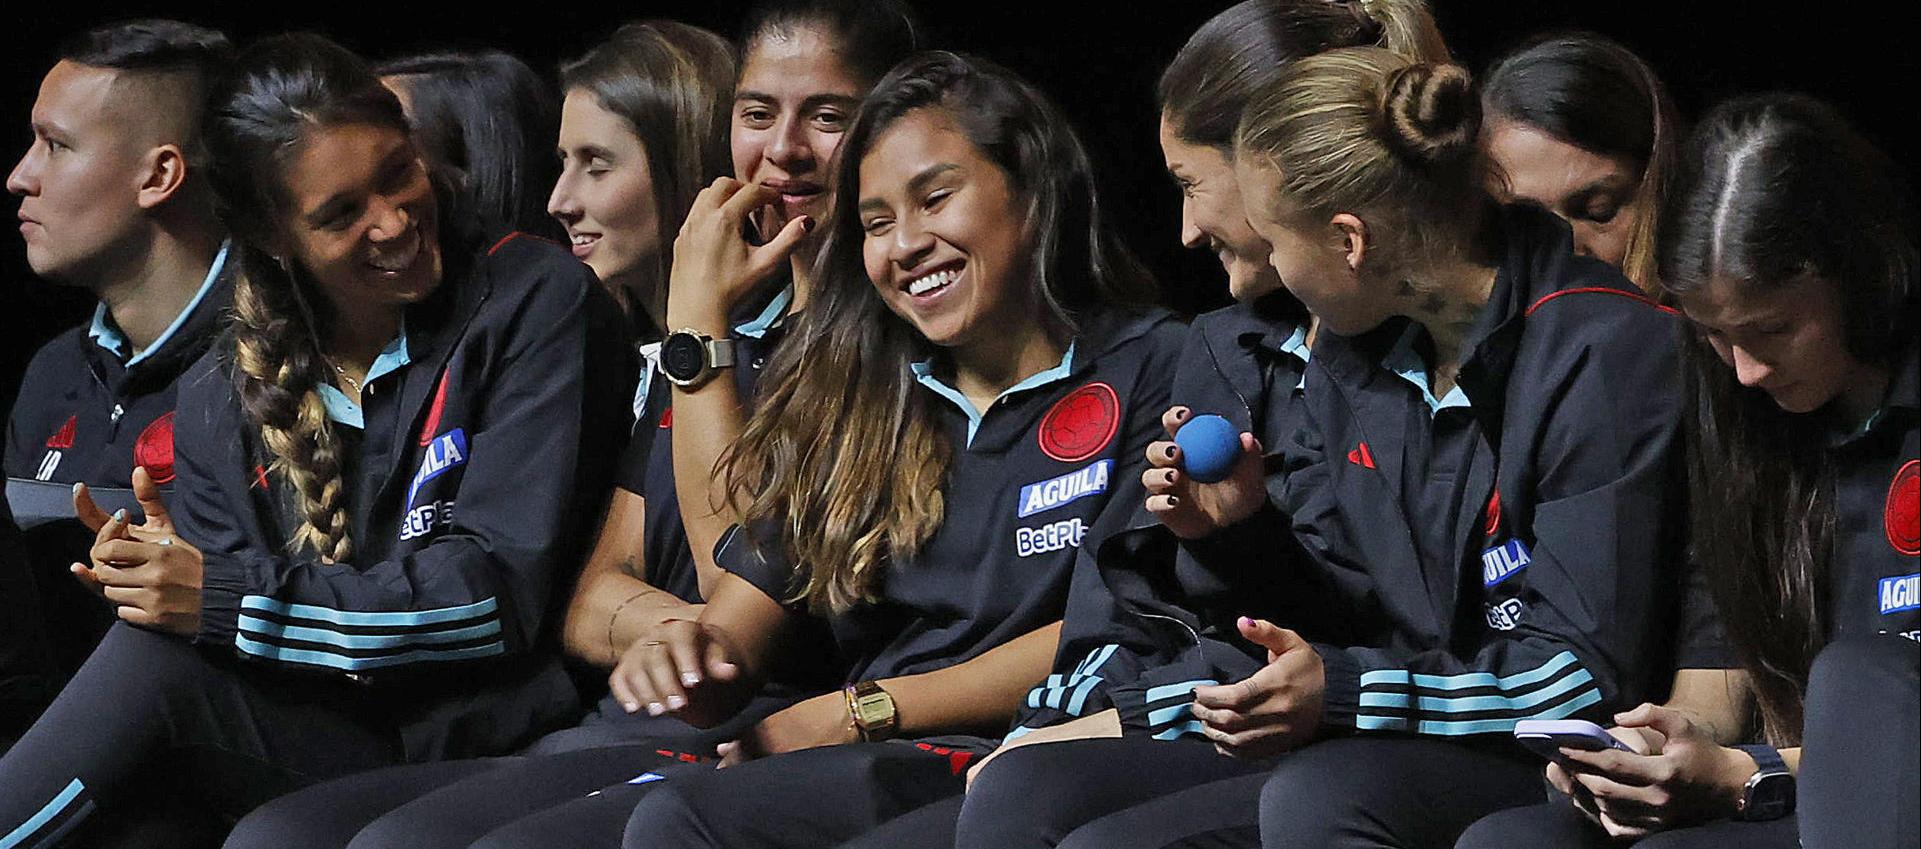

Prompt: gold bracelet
xmin=607 ymin=589 xmax=657 ymax=666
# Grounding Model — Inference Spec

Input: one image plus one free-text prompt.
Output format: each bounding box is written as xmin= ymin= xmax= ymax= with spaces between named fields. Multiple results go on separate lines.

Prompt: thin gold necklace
xmin=327 ymin=358 xmax=364 ymax=394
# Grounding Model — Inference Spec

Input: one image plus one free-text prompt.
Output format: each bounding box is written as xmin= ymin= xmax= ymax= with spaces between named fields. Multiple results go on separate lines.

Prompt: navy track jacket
xmin=1293 ymin=207 xmax=1687 ymax=738
xmin=1022 ymin=207 xmax=1687 ymax=744
xmin=171 ymin=232 xmax=634 ymax=757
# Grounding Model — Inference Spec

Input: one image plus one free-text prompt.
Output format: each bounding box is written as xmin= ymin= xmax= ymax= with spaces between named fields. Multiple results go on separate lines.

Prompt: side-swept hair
xmin=559 ymin=21 xmax=736 ymax=324
xmin=1660 ymin=94 xmax=1916 ymax=745
xmin=721 ymin=51 xmax=1155 ymax=612
xmin=377 ymin=50 xmax=561 ymax=240
xmin=1483 ymin=33 xmax=1679 ymax=295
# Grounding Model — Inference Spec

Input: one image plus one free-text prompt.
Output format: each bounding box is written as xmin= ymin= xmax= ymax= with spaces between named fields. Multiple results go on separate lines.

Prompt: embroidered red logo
xmin=914 ymin=742 xmax=977 ymax=775
xmin=1038 ymin=382 xmax=1119 ymax=463
xmin=1484 ymin=488 xmax=1503 ymax=537
xmin=1346 ymin=442 xmax=1377 ymax=469
xmin=659 ymin=408 xmax=673 ymax=429
xmin=1887 ymin=460 xmax=1919 ymax=556
xmin=252 ymin=464 xmax=270 ymax=491
xmin=653 ymin=748 xmax=707 ymax=764
xmin=132 ymin=412 xmax=177 ymax=484
xmin=46 ymin=415 xmax=77 ymax=449
xmin=417 ymin=369 xmax=451 ymax=446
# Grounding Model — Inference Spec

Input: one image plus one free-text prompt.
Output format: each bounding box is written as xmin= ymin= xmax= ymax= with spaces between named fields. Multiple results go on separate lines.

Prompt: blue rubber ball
xmin=1175 ymin=414 xmax=1240 ymax=483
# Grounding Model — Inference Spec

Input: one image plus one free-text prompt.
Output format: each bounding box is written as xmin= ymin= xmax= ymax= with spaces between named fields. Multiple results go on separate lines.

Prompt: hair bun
xmin=1381 ymin=62 xmax=1478 ymax=164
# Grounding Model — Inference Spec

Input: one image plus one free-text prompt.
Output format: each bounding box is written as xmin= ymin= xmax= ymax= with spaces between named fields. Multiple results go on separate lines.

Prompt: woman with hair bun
xmin=0 ymin=32 xmax=632 ymax=847
xmin=1023 ymin=47 xmax=1690 ymax=849
xmin=859 ymin=3 xmax=1450 ymax=847
xmin=1219 ymin=46 xmax=1689 ymax=849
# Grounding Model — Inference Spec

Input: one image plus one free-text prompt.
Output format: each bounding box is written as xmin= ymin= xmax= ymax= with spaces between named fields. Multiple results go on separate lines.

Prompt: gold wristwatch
xmin=844 ymin=681 xmax=899 ymax=742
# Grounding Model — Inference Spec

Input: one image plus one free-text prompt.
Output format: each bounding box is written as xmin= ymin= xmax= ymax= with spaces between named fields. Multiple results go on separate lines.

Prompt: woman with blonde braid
xmin=0 ymin=32 xmax=632 ymax=849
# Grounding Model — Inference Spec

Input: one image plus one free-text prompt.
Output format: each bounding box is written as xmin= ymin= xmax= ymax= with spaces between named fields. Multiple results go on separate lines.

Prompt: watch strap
xmin=845 ymin=680 xmax=899 ymax=742
xmin=706 ymin=337 xmax=737 ymax=370
xmin=1736 ymin=744 xmax=1787 ymax=775
xmin=1733 ymin=743 xmax=1795 ymax=821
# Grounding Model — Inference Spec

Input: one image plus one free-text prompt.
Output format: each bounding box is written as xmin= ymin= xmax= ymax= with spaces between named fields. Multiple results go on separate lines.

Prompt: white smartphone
xmin=1513 ymin=719 xmax=1634 ymax=761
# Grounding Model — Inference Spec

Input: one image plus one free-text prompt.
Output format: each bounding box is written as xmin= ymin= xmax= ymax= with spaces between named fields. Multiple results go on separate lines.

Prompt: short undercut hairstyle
xmin=57 ymin=19 xmax=233 ymax=166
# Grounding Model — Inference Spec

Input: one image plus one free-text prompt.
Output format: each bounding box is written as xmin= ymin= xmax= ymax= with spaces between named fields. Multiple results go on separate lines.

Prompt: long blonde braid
xmin=229 ymin=248 xmax=354 ymax=562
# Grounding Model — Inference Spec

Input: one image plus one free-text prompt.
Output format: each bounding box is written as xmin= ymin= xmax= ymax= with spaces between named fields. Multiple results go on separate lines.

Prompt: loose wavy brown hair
xmin=719 ymin=52 xmax=1155 ymax=613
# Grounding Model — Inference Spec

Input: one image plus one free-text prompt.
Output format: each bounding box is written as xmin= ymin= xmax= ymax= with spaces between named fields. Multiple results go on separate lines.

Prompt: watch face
xmin=1747 ymin=772 xmax=1796 ymax=821
xmin=661 ymin=333 xmax=706 ymax=381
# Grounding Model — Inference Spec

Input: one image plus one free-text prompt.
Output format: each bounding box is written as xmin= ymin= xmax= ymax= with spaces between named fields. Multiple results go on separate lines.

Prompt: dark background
xmin=2 ymin=0 xmax=1913 ymax=418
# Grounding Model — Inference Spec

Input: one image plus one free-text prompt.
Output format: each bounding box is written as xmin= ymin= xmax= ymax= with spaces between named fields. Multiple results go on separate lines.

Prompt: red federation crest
xmin=1038 ymin=382 xmax=1119 ymax=463
xmin=134 ymin=412 xmax=177 ymax=484
xmin=1887 ymin=459 xmax=1919 ymax=556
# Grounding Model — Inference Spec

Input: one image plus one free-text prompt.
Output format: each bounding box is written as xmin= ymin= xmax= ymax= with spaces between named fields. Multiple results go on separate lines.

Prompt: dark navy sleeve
xmin=184 ymin=255 xmax=629 ymax=675
xmin=615 ymin=372 xmax=669 ymax=497
xmin=1314 ymin=305 xmax=1685 ymax=739
xmin=713 ymin=522 xmax=803 ymax=612
xmin=1674 ymin=559 xmax=1736 ymax=669
xmin=2 ymin=338 xmax=66 ymax=480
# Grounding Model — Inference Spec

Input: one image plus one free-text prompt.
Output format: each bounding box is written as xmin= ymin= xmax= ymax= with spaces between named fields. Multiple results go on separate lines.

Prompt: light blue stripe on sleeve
xmin=1 ymin=779 xmax=85 ymax=849
xmin=1002 ymin=724 xmax=1038 ymax=743
xmin=237 ymin=616 xmax=502 ymax=650
xmin=1359 ymin=651 xmax=1581 ymax=692
xmin=1065 ymin=676 xmax=1104 ymax=716
xmin=1355 ymin=688 xmax=1603 ymax=736
xmin=1357 ymin=668 xmax=1595 ymax=713
xmin=1147 ymin=703 xmax=1194 ymax=727
xmin=235 ymin=635 xmax=506 ymax=670
xmin=1151 ymin=720 xmax=1207 ymax=741
xmin=240 ymin=596 xmax=498 ymax=628
xmin=1143 ymin=679 xmax=1217 ymax=705
xmin=1074 ymin=644 xmax=1119 ymax=679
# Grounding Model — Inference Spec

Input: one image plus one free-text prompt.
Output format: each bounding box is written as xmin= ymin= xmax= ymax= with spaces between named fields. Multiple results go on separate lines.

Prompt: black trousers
xmin=0 ymin=624 xmax=400 ymax=849
xmin=224 ymin=691 xmax=798 ymax=849
xmin=1454 ymin=799 xmax=1800 ymax=849
xmin=1456 ymin=635 xmax=1920 ymax=849
xmin=1052 ymin=773 xmax=1263 ymax=849
xmin=619 ymin=738 xmax=991 ymax=849
xmin=949 ymin=737 xmax=1264 ymax=849
xmin=1257 ymin=736 xmax=1544 ymax=849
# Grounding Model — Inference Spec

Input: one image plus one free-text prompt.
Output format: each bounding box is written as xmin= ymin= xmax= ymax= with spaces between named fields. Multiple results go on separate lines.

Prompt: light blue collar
xmin=1383 ymin=322 xmax=1470 ymax=414
xmin=317 ymin=325 xmax=413 ymax=429
xmin=733 ymin=285 xmax=794 ymax=339
xmin=89 ymin=240 xmax=231 ymax=365
xmin=912 ymin=341 xmax=1077 ymax=446
xmin=1279 ymin=323 xmax=1311 ymax=392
